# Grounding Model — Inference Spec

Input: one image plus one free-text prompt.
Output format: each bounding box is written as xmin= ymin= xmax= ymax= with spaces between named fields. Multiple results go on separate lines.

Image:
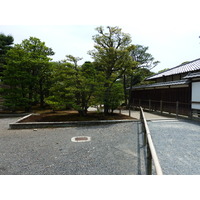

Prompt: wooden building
xmin=130 ymin=58 xmax=200 ymax=117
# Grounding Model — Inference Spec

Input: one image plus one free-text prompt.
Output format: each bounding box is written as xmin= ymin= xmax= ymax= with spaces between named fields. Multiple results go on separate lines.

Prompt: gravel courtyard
xmin=148 ymin=119 xmax=200 ymax=175
xmin=0 ymin=117 xmax=145 ymax=175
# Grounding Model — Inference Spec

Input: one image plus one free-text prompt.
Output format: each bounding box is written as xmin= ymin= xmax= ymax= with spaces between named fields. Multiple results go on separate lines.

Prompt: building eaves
xmin=183 ymin=71 xmax=200 ymax=79
xmin=131 ymin=79 xmax=189 ymax=90
xmin=146 ymin=58 xmax=200 ymax=80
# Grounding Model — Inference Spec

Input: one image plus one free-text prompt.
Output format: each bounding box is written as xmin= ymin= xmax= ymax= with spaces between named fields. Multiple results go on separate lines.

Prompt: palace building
xmin=130 ymin=58 xmax=200 ymax=117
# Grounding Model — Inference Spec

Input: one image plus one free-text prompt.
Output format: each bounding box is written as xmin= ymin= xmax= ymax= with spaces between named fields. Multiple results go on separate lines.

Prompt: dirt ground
xmin=20 ymin=110 xmax=134 ymax=122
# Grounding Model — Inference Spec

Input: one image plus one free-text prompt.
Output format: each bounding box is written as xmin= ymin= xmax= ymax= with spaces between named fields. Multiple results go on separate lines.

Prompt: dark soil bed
xmin=20 ymin=111 xmax=134 ymax=123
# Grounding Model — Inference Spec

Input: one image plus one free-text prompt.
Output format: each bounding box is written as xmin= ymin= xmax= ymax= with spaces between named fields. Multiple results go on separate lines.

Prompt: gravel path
xmin=148 ymin=119 xmax=200 ymax=175
xmin=2 ymin=113 xmax=199 ymax=175
xmin=0 ymin=117 xmax=146 ymax=175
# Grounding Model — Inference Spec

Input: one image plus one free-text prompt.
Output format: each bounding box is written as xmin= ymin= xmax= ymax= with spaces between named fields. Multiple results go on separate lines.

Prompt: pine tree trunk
xmin=78 ymin=109 xmax=87 ymax=116
xmin=39 ymin=79 xmax=45 ymax=108
xmin=103 ymin=83 xmax=110 ymax=115
xmin=128 ymin=75 xmax=133 ymax=107
xmin=123 ymin=74 xmax=128 ymax=106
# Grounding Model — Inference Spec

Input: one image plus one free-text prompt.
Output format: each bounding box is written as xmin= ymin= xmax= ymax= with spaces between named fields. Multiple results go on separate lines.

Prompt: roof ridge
xmin=146 ymin=58 xmax=200 ymax=80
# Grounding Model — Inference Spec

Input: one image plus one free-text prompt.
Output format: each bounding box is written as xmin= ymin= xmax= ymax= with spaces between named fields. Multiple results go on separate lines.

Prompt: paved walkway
xmin=118 ymin=109 xmax=174 ymax=120
xmin=90 ymin=107 xmax=173 ymax=120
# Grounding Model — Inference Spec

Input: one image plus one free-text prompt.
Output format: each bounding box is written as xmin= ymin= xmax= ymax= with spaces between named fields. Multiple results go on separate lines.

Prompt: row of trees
xmin=0 ymin=26 xmax=158 ymax=115
xmin=0 ymin=36 xmax=54 ymax=112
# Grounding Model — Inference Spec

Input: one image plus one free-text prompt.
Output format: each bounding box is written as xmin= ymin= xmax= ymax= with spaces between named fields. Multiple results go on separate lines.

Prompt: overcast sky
xmin=1 ymin=0 xmax=200 ymax=72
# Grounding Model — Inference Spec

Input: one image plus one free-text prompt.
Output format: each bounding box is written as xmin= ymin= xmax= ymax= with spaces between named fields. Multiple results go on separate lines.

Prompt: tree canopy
xmin=0 ymin=26 xmax=158 ymax=114
xmin=46 ymin=57 xmax=97 ymax=115
xmin=1 ymin=37 xmax=54 ymax=111
xmin=89 ymin=26 xmax=137 ymax=114
xmin=123 ymin=44 xmax=159 ymax=106
xmin=130 ymin=45 xmax=159 ymax=69
xmin=0 ymin=33 xmax=14 ymax=75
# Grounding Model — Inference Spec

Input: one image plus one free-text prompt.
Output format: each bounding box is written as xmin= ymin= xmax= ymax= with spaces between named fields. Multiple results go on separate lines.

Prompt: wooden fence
xmin=140 ymin=107 xmax=163 ymax=175
xmin=132 ymin=98 xmax=191 ymax=118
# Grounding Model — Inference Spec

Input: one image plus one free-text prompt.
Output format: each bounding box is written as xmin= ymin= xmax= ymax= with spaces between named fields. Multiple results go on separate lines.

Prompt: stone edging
xmin=9 ymin=114 xmax=136 ymax=129
xmin=0 ymin=113 xmax=30 ymax=118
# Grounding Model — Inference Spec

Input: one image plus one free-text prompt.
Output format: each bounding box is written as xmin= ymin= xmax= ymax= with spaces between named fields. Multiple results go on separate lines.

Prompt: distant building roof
xmin=131 ymin=79 xmax=189 ymax=90
xmin=146 ymin=58 xmax=200 ymax=80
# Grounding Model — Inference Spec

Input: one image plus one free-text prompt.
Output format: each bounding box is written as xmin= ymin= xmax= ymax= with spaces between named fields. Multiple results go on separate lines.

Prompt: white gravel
xmin=0 ymin=117 xmax=146 ymax=175
xmin=148 ymin=119 xmax=200 ymax=175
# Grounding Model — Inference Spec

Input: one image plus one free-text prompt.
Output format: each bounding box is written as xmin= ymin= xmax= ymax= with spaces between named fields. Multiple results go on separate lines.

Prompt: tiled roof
xmin=131 ymin=79 xmax=189 ymax=90
xmin=146 ymin=58 xmax=200 ymax=80
xmin=184 ymin=71 xmax=200 ymax=79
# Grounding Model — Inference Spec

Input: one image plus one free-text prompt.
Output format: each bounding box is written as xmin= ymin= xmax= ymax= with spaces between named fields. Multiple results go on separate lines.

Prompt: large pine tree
xmin=2 ymin=37 xmax=54 ymax=111
xmin=46 ymin=57 xmax=97 ymax=116
xmin=88 ymin=26 xmax=137 ymax=114
xmin=0 ymin=33 xmax=14 ymax=76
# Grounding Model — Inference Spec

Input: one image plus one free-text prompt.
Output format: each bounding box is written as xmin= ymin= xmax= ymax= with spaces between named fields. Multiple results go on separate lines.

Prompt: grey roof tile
xmin=132 ymin=80 xmax=189 ymax=90
xmin=184 ymin=71 xmax=200 ymax=79
xmin=146 ymin=58 xmax=200 ymax=80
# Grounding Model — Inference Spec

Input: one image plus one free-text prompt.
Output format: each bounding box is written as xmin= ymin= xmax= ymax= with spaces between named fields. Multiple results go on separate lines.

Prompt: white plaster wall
xmin=192 ymin=82 xmax=200 ymax=110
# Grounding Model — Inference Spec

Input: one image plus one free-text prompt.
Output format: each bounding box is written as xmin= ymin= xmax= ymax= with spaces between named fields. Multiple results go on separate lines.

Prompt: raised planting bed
xmin=9 ymin=111 xmax=137 ymax=129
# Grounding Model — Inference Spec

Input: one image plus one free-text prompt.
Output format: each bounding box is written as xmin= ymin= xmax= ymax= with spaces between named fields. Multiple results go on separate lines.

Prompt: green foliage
xmin=45 ymin=58 xmax=97 ymax=115
xmin=45 ymin=62 xmax=76 ymax=111
xmin=2 ymin=46 xmax=31 ymax=111
xmin=1 ymin=37 xmax=54 ymax=111
xmin=157 ymin=68 xmax=170 ymax=73
xmin=131 ymin=45 xmax=160 ymax=69
xmin=0 ymin=27 xmax=158 ymax=114
xmin=131 ymin=68 xmax=155 ymax=86
xmin=88 ymin=26 xmax=137 ymax=114
xmin=106 ymin=81 xmax=124 ymax=112
xmin=122 ymin=44 xmax=159 ymax=105
xmin=45 ymin=96 xmax=66 ymax=111
xmin=0 ymin=33 xmax=14 ymax=75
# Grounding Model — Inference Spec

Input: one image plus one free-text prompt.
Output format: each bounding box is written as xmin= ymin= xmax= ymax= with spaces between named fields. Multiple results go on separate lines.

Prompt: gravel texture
xmin=148 ymin=119 xmax=200 ymax=175
xmin=0 ymin=117 xmax=146 ymax=175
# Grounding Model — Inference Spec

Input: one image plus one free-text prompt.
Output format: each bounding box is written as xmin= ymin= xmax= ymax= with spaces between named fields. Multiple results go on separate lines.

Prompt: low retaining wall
xmin=9 ymin=114 xmax=136 ymax=129
xmin=0 ymin=113 xmax=30 ymax=118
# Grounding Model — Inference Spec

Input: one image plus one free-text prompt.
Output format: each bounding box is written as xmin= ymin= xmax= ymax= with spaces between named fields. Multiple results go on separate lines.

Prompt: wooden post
xmin=140 ymin=108 xmax=144 ymax=131
xmin=169 ymin=102 xmax=171 ymax=115
xmin=129 ymin=106 xmax=131 ymax=117
xmin=159 ymin=100 xmax=161 ymax=113
xmin=140 ymin=107 xmax=147 ymax=146
xmin=188 ymin=101 xmax=192 ymax=119
xmin=176 ymin=101 xmax=179 ymax=118
xmin=132 ymin=99 xmax=135 ymax=111
xmin=140 ymin=107 xmax=163 ymax=175
xmin=149 ymin=99 xmax=151 ymax=111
